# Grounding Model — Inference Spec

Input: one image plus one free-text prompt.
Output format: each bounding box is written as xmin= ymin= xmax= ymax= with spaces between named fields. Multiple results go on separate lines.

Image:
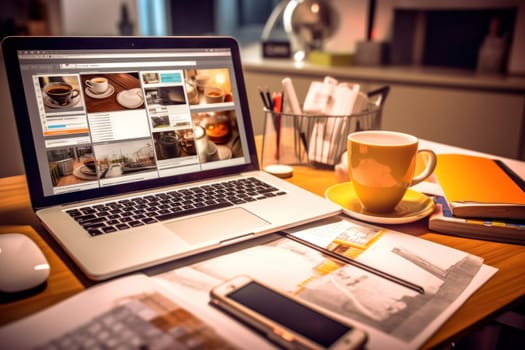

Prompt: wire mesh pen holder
xmin=261 ymin=103 xmax=382 ymax=170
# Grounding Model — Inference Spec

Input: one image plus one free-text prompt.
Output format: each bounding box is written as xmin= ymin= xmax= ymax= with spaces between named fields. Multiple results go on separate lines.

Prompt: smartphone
xmin=210 ymin=275 xmax=368 ymax=350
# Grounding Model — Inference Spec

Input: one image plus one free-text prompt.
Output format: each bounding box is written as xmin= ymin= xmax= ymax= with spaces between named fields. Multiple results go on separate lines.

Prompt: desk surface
xmin=1 ymin=148 xmax=525 ymax=349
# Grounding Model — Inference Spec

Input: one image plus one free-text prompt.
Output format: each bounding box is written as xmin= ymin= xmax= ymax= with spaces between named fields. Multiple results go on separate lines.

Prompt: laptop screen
xmin=2 ymin=37 xmax=259 ymax=209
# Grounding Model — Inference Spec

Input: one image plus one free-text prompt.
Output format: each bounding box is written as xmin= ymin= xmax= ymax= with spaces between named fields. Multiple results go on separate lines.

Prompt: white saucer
xmin=84 ymin=84 xmax=114 ymax=99
xmin=44 ymin=94 xmax=81 ymax=109
xmin=216 ymin=145 xmax=232 ymax=160
xmin=117 ymin=88 xmax=144 ymax=109
xmin=325 ymin=182 xmax=435 ymax=224
xmin=73 ymin=166 xmax=97 ymax=181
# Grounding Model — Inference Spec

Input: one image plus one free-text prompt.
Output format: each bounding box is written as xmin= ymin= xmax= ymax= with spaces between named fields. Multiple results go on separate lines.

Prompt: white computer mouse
xmin=0 ymin=233 xmax=50 ymax=293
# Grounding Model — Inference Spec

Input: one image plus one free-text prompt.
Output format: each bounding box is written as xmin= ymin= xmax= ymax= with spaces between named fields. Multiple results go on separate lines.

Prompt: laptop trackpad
xmin=164 ymin=208 xmax=270 ymax=245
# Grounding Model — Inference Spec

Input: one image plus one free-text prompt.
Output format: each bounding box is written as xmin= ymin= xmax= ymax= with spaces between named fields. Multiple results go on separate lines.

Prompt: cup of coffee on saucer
xmin=44 ymin=82 xmax=80 ymax=106
xmin=347 ymin=130 xmax=437 ymax=214
xmin=86 ymin=77 xmax=109 ymax=94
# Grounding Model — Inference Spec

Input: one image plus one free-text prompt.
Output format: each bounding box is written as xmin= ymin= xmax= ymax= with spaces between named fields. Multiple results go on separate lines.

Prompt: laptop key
xmin=66 ymin=209 xmax=82 ymax=217
xmin=87 ymin=228 xmax=103 ymax=236
xmin=102 ymin=226 xmax=117 ymax=233
xmin=75 ymin=213 xmax=97 ymax=223
xmin=83 ymin=221 xmax=106 ymax=230
xmin=129 ymin=221 xmax=144 ymax=227
xmin=80 ymin=207 xmax=97 ymax=214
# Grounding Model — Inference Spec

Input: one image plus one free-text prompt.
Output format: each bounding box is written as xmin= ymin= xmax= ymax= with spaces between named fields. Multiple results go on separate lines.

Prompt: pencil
xmin=282 ymin=232 xmax=425 ymax=295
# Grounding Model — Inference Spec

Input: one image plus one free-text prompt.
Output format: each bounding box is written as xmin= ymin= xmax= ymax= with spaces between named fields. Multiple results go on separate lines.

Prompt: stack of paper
xmin=0 ymin=216 xmax=497 ymax=350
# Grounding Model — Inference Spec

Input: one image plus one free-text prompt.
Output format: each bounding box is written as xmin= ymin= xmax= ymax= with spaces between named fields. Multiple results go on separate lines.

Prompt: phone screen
xmin=226 ymin=281 xmax=351 ymax=348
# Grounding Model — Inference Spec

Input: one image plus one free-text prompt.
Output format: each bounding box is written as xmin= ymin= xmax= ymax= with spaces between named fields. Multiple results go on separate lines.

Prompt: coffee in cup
xmin=347 ymin=130 xmax=437 ymax=213
xmin=44 ymin=82 xmax=80 ymax=106
xmin=205 ymin=87 xmax=225 ymax=104
xmin=86 ymin=77 xmax=108 ymax=94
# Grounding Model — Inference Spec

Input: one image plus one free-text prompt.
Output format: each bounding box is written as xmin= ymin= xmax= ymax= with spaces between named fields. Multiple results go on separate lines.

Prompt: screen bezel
xmin=1 ymin=36 xmax=259 ymax=210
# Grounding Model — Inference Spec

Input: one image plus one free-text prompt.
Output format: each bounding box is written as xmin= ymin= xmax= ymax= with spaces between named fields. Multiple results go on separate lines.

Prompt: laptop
xmin=2 ymin=36 xmax=340 ymax=281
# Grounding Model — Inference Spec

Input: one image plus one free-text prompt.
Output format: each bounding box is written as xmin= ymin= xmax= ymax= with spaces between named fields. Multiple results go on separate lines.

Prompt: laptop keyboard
xmin=66 ymin=177 xmax=286 ymax=236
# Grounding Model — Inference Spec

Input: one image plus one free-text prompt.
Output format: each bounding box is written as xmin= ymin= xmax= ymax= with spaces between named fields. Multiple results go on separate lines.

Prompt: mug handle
xmin=410 ymin=149 xmax=437 ymax=186
xmin=71 ymin=89 xmax=80 ymax=98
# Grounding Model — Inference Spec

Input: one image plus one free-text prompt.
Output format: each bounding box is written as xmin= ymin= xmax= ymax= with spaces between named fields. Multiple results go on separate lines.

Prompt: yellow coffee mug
xmin=347 ymin=130 xmax=436 ymax=213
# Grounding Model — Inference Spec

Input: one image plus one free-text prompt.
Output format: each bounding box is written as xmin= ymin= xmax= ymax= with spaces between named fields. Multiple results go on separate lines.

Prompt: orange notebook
xmin=434 ymin=154 xmax=525 ymax=220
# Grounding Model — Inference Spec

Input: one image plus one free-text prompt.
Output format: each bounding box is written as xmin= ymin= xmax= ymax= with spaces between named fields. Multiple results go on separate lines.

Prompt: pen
xmin=281 ymin=232 xmax=425 ymax=295
xmin=265 ymin=88 xmax=273 ymax=111
xmin=273 ymin=92 xmax=282 ymax=160
xmin=300 ymin=131 xmax=308 ymax=152
xmin=258 ymin=87 xmax=272 ymax=110
xmin=280 ymin=90 xmax=285 ymax=113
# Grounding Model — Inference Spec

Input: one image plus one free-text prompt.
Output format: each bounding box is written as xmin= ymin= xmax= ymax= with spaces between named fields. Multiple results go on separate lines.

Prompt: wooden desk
xmin=0 ymin=175 xmax=85 ymax=327
xmin=1 ymin=167 xmax=524 ymax=349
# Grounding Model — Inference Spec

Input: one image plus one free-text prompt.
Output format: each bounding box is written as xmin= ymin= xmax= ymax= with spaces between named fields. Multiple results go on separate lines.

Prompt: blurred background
xmin=1 ymin=0 xmax=523 ymax=74
xmin=1 ymin=0 xmax=525 ymax=178
xmin=0 ymin=3 xmax=524 ymax=348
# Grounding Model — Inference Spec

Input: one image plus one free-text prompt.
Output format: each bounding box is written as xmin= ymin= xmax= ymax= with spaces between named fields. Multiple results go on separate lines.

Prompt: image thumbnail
xmin=39 ymin=75 xmax=83 ymax=113
xmin=191 ymin=110 xmax=244 ymax=162
xmin=153 ymin=130 xmax=197 ymax=161
xmin=93 ymin=139 xmax=157 ymax=177
xmin=145 ymin=86 xmax=186 ymax=106
xmin=150 ymin=112 xmax=170 ymax=129
xmin=81 ymin=72 xmax=143 ymax=113
xmin=142 ymin=72 xmax=160 ymax=84
xmin=184 ymin=68 xmax=233 ymax=105
xmin=47 ymin=146 xmax=94 ymax=186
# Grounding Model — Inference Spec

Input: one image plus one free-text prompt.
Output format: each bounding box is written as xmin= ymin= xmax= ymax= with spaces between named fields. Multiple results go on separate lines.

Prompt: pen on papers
xmin=281 ymin=232 xmax=425 ymax=295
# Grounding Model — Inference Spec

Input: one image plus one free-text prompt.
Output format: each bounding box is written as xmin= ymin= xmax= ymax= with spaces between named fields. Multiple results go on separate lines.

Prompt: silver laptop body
xmin=2 ymin=36 xmax=340 ymax=280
